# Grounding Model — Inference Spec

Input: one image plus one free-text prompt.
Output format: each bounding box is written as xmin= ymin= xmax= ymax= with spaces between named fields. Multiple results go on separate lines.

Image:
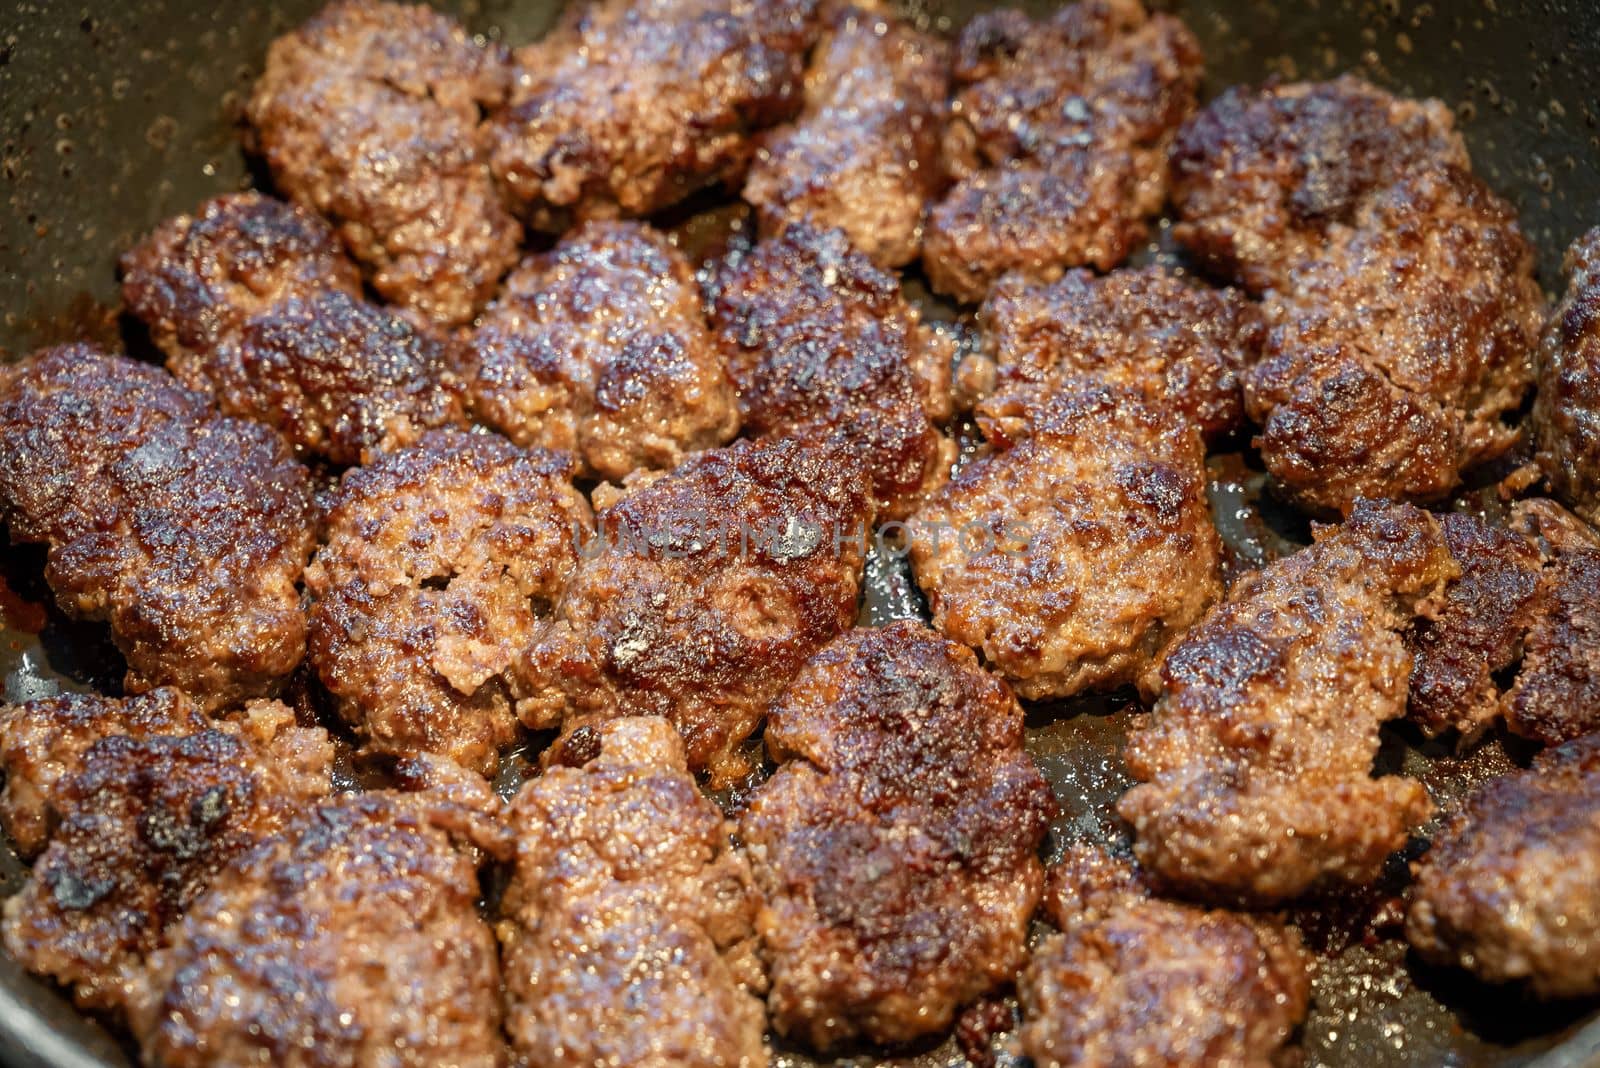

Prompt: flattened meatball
xmin=489 ymin=0 xmax=818 ymax=230
xmin=0 ymin=346 xmax=313 ymax=707
xmin=499 ymin=718 xmax=766 ymax=1068
xmin=1534 ymin=227 xmax=1600 ymax=525
xmin=742 ymin=4 xmax=948 ymax=268
xmin=923 ymin=0 xmax=1202 ymax=302
xmin=1019 ymin=846 xmax=1312 ymax=1068
xmin=1408 ymin=734 xmax=1600 ymax=999
xmin=306 ymin=430 xmax=592 ymax=776
xmin=739 ymin=622 xmax=1054 ymax=1049
xmin=463 ymin=221 xmax=739 ymax=481
xmin=521 ymin=437 xmax=873 ymax=785
xmin=1504 ymin=534 xmax=1600 ymax=747
xmin=909 ymin=381 xmax=1221 ymax=701
xmin=709 ymin=222 xmax=954 ymax=521
xmin=246 ymin=0 xmax=520 ymax=326
xmin=1119 ymin=501 xmax=1454 ymax=905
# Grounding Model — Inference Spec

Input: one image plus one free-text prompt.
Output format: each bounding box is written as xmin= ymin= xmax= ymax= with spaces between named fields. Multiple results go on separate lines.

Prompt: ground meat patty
xmin=126 ymin=781 xmax=508 ymax=1067
xmin=742 ymin=4 xmax=948 ymax=268
xmin=0 ymin=346 xmax=314 ymax=707
xmin=489 ymin=0 xmax=818 ymax=231
xmin=1119 ymin=501 xmax=1454 ymax=905
xmin=922 ymin=0 xmax=1202 ymax=302
xmin=1534 ymin=227 xmax=1600 ymax=525
xmin=463 ymin=221 xmax=739 ymax=482
xmin=1019 ymin=846 xmax=1312 ymax=1068
xmin=1503 ymin=514 xmax=1600 ymax=747
xmin=499 ymin=717 xmax=766 ymax=1068
xmin=738 ymin=622 xmax=1054 ymax=1049
xmin=1 ymin=696 xmax=333 ymax=1013
xmin=306 ymin=430 xmax=592 ymax=776
xmin=246 ymin=0 xmax=520 ymax=326
xmin=909 ymin=380 xmax=1221 ymax=701
xmin=1407 ymin=734 xmax=1600 ymax=999
xmin=520 ymin=436 xmax=872 ymax=786
xmin=709 ymin=222 xmax=954 ymax=521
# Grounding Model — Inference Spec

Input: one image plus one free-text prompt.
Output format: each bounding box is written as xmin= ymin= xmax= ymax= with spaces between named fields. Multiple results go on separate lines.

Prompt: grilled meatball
xmin=1019 ymin=846 xmax=1312 ymax=1068
xmin=520 ymin=437 xmax=873 ymax=786
xmin=126 ymin=780 xmax=508 ymax=1067
xmin=1503 ymin=513 xmax=1600 ymax=747
xmin=489 ymin=0 xmax=818 ymax=231
xmin=1 ymin=695 xmax=333 ymax=1013
xmin=306 ymin=430 xmax=592 ymax=776
xmin=1408 ymin=734 xmax=1600 ymax=999
xmin=909 ymin=381 xmax=1221 ymax=701
xmin=1534 ymin=227 xmax=1600 ymax=525
xmin=463 ymin=221 xmax=739 ymax=482
xmin=246 ymin=0 xmax=520 ymax=326
xmin=742 ymin=4 xmax=949 ymax=268
xmin=739 ymin=622 xmax=1054 ymax=1049
xmin=710 ymin=222 xmax=954 ymax=521
xmin=0 ymin=346 xmax=313 ymax=707
xmin=499 ymin=717 xmax=767 ymax=1068
xmin=1119 ymin=501 xmax=1454 ymax=905
xmin=923 ymin=0 xmax=1203 ymax=302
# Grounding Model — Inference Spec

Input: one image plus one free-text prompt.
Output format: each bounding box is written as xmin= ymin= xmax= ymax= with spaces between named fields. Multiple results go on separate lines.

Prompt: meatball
xmin=1019 ymin=846 xmax=1312 ymax=1068
xmin=708 ymin=222 xmax=955 ymax=522
xmin=742 ymin=3 xmax=949 ymax=268
xmin=908 ymin=381 xmax=1221 ymax=701
xmin=498 ymin=717 xmax=767 ymax=1068
xmin=305 ymin=430 xmax=593 ymax=776
xmin=462 ymin=221 xmax=740 ymax=482
xmin=1503 ymin=527 xmax=1600 ymax=747
xmin=1407 ymin=734 xmax=1600 ymax=999
xmin=126 ymin=782 xmax=508 ymax=1067
xmin=923 ymin=0 xmax=1203 ymax=302
xmin=1534 ymin=227 xmax=1600 ymax=525
xmin=489 ymin=0 xmax=819 ymax=230
xmin=0 ymin=346 xmax=314 ymax=707
xmin=2 ymin=696 xmax=333 ymax=1013
xmin=246 ymin=0 xmax=520 ymax=326
xmin=520 ymin=436 xmax=873 ymax=786
xmin=1119 ymin=501 xmax=1454 ymax=905
xmin=738 ymin=622 xmax=1054 ymax=1049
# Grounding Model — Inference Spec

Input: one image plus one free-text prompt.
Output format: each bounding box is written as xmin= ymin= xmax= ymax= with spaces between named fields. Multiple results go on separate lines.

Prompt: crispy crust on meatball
xmin=1534 ymin=227 xmax=1600 ymax=525
xmin=1503 ymin=526 xmax=1600 ymax=748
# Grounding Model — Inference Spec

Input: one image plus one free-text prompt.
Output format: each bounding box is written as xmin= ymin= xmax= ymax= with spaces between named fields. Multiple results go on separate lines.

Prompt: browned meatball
xmin=0 ymin=346 xmax=314 ymax=707
xmin=306 ymin=430 xmax=593 ymax=776
xmin=126 ymin=781 xmax=508 ymax=1067
xmin=463 ymin=221 xmax=739 ymax=482
xmin=1534 ymin=227 xmax=1600 ymax=525
xmin=909 ymin=381 xmax=1221 ymax=701
xmin=1119 ymin=501 xmax=1454 ymax=905
xmin=1503 ymin=528 xmax=1600 ymax=747
xmin=521 ymin=436 xmax=873 ymax=786
xmin=1408 ymin=734 xmax=1600 ymax=999
xmin=1019 ymin=846 xmax=1312 ymax=1068
xmin=246 ymin=0 xmax=520 ymax=326
xmin=499 ymin=717 xmax=767 ymax=1068
xmin=489 ymin=0 xmax=819 ymax=231
xmin=1 ymin=695 xmax=333 ymax=1013
xmin=742 ymin=4 xmax=949 ymax=268
xmin=709 ymin=222 xmax=954 ymax=522
xmin=923 ymin=0 xmax=1202 ymax=302
xmin=739 ymin=622 xmax=1054 ymax=1049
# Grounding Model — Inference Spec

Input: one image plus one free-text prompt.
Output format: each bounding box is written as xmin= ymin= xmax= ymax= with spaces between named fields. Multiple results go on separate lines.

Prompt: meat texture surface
xmin=1534 ymin=227 xmax=1600 ymax=525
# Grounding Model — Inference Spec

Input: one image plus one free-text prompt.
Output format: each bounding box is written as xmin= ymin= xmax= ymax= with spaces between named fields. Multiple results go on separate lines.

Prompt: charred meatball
xmin=499 ymin=717 xmax=767 ymax=1068
xmin=1120 ymin=501 xmax=1454 ymax=905
xmin=1408 ymin=734 xmax=1600 ymax=1000
xmin=520 ymin=436 xmax=873 ymax=786
xmin=463 ymin=221 xmax=740 ymax=482
xmin=923 ymin=0 xmax=1203 ymax=302
xmin=0 ymin=346 xmax=314 ymax=707
xmin=246 ymin=0 xmax=520 ymax=326
xmin=739 ymin=622 xmax=1054 ymax=1049
xmin=1534 ymin=227 xmax=1600 ymax=525
xmin=909 ymin=381 xmax=1221 ymax=701
xmin=742 ymin=3 xmax=949 ymax=268
xmin=306 ymin=430 xmax=592 ymax=776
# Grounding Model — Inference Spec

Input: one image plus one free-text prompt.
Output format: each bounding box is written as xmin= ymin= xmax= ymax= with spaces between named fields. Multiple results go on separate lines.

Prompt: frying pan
xmin=2 ymin=1 xmax=1600 ymax=1066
